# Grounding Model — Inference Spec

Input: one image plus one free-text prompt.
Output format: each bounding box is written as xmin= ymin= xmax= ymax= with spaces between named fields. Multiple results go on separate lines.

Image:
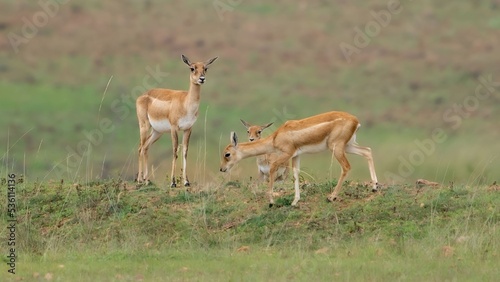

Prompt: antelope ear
xmin=181 ymin=54 xmax=192 ymax=66
xmin=262 ymin=122 xmax=274 ymax=130
xmin=240 ymin=119 xmax=251 ymax=129
xmin=230 ymin=131 xmax=238 ymax=147
xmin=205 ymin=56 xmax=218 ymax=67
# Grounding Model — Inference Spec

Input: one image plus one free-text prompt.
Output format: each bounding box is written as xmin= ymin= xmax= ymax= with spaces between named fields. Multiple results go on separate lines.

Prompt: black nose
xmin=249 ymin=138 xmax=254 ymax=141
xmin=199 ymin=77 xmax=205 ymax=82
xmin=219 ymin=168 xmax=223 ymax=172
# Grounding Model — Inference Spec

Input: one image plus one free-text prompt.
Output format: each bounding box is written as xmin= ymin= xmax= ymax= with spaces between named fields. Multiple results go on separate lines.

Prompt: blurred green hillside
xmin=1 ymin=0 xmax=499 ymax=186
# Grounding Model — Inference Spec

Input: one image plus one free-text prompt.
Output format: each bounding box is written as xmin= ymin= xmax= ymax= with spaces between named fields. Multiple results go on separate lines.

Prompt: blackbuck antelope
xmin=240 ymin=119 xmax=289 ymax=182
xmin=136 ymin=55 xmax=218 ymax=187
xmin=221 ymin=111 xmax=379 ymax=206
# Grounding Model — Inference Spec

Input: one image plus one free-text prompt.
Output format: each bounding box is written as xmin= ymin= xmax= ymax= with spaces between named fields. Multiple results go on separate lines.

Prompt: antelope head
xmin=182 ymin=54 xmax=218 ymax=85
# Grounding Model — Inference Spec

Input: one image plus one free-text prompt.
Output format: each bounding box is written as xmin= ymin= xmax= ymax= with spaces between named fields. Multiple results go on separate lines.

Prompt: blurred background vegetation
xmin=1 ymin=0 xmax=499 ymax=186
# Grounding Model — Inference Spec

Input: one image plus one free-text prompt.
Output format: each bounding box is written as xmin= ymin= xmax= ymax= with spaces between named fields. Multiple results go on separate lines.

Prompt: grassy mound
xmin=2 ymin=178 xmax=499 ymax=281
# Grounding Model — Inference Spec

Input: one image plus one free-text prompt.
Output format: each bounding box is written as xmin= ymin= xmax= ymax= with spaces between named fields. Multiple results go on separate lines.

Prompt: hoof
xmin=171 ymin=183 xmax=177 ymax=188
xmin=327 ymin=196 xmax=338 ymax=202
xmin=184 ymin=182 xmax=190 ymax=187
xmin=269 ymin=203 xmax=274 ymax=208
xmin=137 ymin=179 xmax=151 ymax=186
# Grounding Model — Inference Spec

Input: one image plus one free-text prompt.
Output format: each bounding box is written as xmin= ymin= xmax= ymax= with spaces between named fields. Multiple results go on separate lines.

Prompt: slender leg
xmin=291 ymin=156 xmax=301 ymax=206
xmin=181 ymin=128 xmax=192 ymax=186
xmin=140 ymin=130 xmax=161 ymax=184
xmin=328 ymin=143 xmax=351 ymax=202
xmin=138 ymin=142 xmax=146 ymax=182
xmin=170 ymin=130 xmax=179 ymax=187
xmin=144 ymin=131 xmax=162 ymax=183
xmin=137 ymin=113 xmax=151 ymax=183
xmin=346 ymin=144 xmax=379 ymax=191
xmin=268 ymin=166 xmax=277 ymax=207
xmin=268 ymin=154 xmax=292 ymax=207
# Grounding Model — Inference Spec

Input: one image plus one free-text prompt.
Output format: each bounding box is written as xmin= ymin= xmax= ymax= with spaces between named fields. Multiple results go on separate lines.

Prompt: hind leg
xmin=346 ymin=143 xmax=379 ymax=191
xmin=139 ymin=130 xmax=162 ymax=184
xmin=137 ymin=98 xmax=152 ymax=183
xmin=137 ymin=120 xmax=150 ymax=183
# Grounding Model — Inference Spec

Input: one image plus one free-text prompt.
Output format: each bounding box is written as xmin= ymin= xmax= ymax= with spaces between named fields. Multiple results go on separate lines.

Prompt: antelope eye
xmin=204 ymin=68 xmax=208 ymax=72
xmin=224 ymin=153 xmax=231 ymax=158
xmin=258 ymin=131 xmax=262 ymax=134
xmin=190 ymin=67 xmax=195 ymax=72
xmin=247 ymin=130 xmax=249 ymax=134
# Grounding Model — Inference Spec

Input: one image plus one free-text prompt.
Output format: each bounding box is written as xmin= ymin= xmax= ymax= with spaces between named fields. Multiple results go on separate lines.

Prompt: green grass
xmin=12 ymin=243 xmax=500 ymax=281
xmin=1 ymin=178 xmax=499 ymax=281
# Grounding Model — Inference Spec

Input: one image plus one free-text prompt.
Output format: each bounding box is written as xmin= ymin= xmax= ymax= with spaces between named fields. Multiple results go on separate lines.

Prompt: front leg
xmin=170 ymin=130 xmax=179 ymax=188
xmin=268 ymin=153 xmax=292 ymax=207
xmin=182 ymin=128 xmax=192 ymax=186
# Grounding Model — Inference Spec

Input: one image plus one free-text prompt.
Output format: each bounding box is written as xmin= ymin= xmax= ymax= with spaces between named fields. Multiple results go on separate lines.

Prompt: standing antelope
xmin=136 ymin=54 xmax=218 ymax=187
xmin=220 ymin=111 xmax=379 ymax=206
xmin=240 ymin=119 xmax=289 ymax=182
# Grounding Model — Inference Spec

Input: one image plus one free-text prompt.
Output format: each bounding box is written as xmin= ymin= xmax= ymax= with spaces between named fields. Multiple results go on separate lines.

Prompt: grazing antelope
xmin=240 ymin=119 xmax=289 ymax=182
xmin=136 ymin=54 xmax=218 ymax=187
xmin=220 ymin=111 xmax=379 ymax=206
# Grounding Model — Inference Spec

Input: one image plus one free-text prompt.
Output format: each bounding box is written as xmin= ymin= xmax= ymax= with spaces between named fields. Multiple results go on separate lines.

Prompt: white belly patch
xmin=149 ymin=117 xmax=172 ymax=133
xmin=294 ymin=140 xmax=328 ymax=156
xmin=178 ymin=115 xmax=198 ymax=130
